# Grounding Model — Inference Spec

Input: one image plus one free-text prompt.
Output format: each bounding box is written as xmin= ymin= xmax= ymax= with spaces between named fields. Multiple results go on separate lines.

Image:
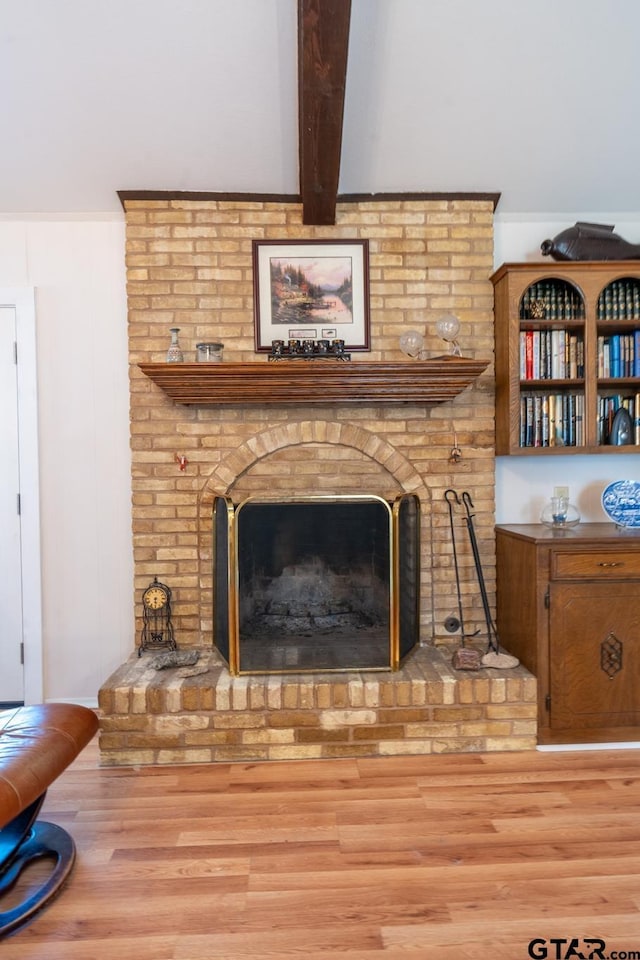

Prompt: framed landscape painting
xmin=252 ymin=239 xmax=370 ymax=352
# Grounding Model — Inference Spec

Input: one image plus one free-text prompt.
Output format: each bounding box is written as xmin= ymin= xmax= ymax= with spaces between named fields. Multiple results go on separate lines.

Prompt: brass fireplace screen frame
xmin=213 ymin=493 xmax=420 ymax=675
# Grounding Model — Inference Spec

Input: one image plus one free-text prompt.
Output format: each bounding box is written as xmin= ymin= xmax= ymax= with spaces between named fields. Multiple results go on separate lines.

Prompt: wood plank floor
xmin=4 ymin=739 xmax=640 ymax=959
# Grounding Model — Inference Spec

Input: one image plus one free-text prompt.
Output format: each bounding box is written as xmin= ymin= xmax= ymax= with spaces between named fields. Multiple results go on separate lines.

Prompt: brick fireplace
xmin=97 ymin=194 xmax=537 ymax=763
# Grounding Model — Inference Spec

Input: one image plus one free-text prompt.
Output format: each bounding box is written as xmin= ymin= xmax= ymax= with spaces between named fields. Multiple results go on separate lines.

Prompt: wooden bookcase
xmin=491 ymin=261 xmax=640 ymax=455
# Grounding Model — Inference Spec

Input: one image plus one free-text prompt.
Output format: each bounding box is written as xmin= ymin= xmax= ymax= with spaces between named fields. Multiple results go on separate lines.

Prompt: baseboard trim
xmin=538 ymin=741 xmax=640 ymax=752
xmin=45 ymin=697 xmax=99 ymax=709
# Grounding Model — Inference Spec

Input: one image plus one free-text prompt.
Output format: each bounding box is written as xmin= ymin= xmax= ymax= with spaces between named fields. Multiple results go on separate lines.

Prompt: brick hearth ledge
xmin=98 ymin=645 xmax=537 ymax=765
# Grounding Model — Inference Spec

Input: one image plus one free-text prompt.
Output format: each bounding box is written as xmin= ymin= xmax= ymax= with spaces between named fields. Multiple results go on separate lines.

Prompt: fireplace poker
xmin=460 ymin=491 xmax=519 ymax=669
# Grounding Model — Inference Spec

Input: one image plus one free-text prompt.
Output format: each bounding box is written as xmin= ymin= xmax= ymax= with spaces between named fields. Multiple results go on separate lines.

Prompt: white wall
xmin=0 ymin=217 xmax=133 ymax=704
xmin=493 ymin=214 xmax=640 ymax=523
xmin=1 ymin=211 xmax=639 ymax=701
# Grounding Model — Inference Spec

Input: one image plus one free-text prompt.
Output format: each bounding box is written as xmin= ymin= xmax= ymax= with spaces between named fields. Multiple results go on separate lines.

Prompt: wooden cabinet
xmin=496 ymin=523 xmax=640 ymax=744
xmin=491 ymin=261 xmax=640 ymax=455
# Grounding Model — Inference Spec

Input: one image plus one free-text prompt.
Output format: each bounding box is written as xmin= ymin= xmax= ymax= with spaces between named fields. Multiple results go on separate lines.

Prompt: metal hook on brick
xmin=449 ymin=430 xmax=462 ymax=464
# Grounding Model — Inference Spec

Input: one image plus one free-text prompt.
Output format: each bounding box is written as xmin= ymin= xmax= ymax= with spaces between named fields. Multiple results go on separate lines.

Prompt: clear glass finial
xmin=436 ymin=314 xmax=462 ymax=356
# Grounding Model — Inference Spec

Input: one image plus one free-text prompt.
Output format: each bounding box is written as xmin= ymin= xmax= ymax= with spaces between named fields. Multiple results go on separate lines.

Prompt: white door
xmin=0 ymin=305 xmax=23 ymax=702
xmin=0 ymin=291 xmax=42 ymax=705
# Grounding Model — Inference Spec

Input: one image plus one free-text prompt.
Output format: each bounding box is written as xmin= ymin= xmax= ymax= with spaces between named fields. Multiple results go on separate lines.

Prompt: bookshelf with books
xmin=492 ymin=262 xmax=640 ymax=455
xmin=596 ymin=277 xmax=640 ymax=446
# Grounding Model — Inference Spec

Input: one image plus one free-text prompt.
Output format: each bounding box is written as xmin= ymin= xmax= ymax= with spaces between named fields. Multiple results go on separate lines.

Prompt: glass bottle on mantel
xmin=166 ymin=327 xmax=184 ymax=363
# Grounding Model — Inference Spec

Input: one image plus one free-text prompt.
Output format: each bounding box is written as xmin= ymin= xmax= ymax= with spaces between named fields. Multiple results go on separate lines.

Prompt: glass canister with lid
xmin=195 ymin=342 xmax=224 ymax=362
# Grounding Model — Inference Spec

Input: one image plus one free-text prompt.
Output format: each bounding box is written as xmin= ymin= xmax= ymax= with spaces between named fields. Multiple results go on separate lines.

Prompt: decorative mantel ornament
xmin=398 ymin=329 xmax=426 ymax=359
xmin=196 ymin=342 xmax=224 ymax=362
xmin=267 ymin=337 xmax=350 ymax=361
xmin=541 ymin=222 xmax=640 ymax=261
xmin=166 ymin=327 xmax=184 ymax=362
xmin=435 ymin=314 xmax=462 ymax=356
xmin=399 ymin=314 xmax=462 ymax=359
xmin=139 ymin=577 xmax=177 ymax=655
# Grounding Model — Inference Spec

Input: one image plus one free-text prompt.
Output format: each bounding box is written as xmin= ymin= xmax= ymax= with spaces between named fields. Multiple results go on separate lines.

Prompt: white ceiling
xmin=2 ymin=0 xmax=640 ymax=217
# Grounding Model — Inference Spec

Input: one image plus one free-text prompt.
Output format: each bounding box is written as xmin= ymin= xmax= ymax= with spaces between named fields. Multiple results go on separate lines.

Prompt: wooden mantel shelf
xmin=138 ymin=357 xmax=489 ymax=405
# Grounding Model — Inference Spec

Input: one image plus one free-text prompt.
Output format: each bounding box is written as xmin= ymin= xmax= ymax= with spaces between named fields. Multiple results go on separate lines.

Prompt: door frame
xmin=1 ymin=288 xmax=43 ymax=704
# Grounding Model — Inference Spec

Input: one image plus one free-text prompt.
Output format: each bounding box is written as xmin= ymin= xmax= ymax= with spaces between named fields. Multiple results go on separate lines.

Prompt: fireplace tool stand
xmin=444 ymin=489 xmax=481 ymax=669
xmin=460 ymin=491 xmax=519 ymax=669
xmin=445 ymin=490 xmax=519 ymax=670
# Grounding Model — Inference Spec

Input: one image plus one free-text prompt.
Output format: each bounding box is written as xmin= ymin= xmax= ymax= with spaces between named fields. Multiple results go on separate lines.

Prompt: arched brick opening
xmin=199 ymin=420 xmax=429 ymax=502
xmin=195 ymin=420 xmax=433 ymax=644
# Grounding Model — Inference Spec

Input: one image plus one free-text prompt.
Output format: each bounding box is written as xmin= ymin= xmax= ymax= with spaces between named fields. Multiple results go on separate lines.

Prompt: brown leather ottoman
xmin=0 ymin=703 xmax=99 ymax=937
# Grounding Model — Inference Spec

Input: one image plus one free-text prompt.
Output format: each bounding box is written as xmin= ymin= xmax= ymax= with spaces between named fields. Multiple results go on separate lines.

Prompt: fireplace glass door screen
xmin=213 ymin=494 xmax=420 ymax=675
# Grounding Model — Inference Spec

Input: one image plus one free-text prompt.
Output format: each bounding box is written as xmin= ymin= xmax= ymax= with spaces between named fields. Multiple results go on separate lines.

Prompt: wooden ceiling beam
xmin=298 ymin=0 xmax=351 ymax=225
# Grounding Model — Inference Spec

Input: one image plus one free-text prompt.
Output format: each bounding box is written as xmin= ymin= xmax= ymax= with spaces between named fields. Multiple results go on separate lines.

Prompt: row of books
xmin=518 ymin=391 xmax=640 ymax=447
xmin=520 ymin=329 xmax=584 ymax=380
xmin=597 ymin=332 xmax=640 ymax=378
xmin=598 ymin=394 xmax=640 ymax=445
xmin=518 ymin=279 xmax=640 ymax=322
xmin=519 ymin=282 xmax=584 ymax=321
xmin=596 ymin=280 xmax=640 ymax=321
xmin=519 ymin=393 xmax=585 ymax=448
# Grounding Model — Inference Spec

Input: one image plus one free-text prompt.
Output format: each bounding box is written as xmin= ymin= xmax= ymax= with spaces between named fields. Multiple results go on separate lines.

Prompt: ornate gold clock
xmin=139 ymin=577 xmax=177 ymax=656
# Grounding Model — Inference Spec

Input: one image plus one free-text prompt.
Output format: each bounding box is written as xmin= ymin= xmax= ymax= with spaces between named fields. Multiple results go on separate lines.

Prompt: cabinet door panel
xmin=550 ymin=582 xmax=640 ymax=730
